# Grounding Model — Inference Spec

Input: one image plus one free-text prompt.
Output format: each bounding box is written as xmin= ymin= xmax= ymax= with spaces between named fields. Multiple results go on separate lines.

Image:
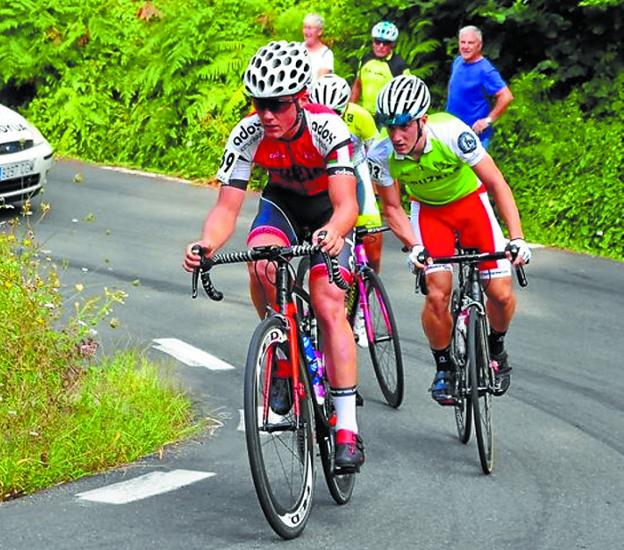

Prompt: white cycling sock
xmin=331 ymin=387 xmax=358 ymax=434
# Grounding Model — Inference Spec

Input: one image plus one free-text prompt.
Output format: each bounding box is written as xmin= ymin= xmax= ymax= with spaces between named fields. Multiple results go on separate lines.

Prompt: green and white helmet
xmin=309 ymin=74 xmax=351 ymax=113
xmin=243 ymin=41 xmax=312 ymax=98
xmin=376 ymin=75 xmax=431 ymax=126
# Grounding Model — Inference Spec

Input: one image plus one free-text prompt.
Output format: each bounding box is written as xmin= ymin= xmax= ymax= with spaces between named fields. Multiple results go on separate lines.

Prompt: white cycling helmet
xmin=309 ymin=74 xmax=351 ymax=113
xmin=376 ymin=75 xmax=431 ymax=126
xmin=243 ymin=41 xmax=312 ymax=98
xmin=371 ymin=21 xmax=399 ymax=42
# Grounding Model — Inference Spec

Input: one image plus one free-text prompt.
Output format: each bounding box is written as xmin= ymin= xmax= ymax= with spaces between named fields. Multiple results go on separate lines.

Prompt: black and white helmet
xmin=376 ymin=75 xmax=431 ymax=126
xmin=309 ymin=74 xmax=351 ymax=113
xmin=243 ymin=41 xmax=312 ymax=98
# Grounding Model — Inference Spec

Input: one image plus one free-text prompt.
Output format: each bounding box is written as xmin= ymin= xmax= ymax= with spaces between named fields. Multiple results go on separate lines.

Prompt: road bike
xmin=416 ymin=245 xmax=527 ymax=474
xmin=192 ymin=242 xmax=355 ymax=539
xmin=297 ymin=226 xmax=404 ymax=408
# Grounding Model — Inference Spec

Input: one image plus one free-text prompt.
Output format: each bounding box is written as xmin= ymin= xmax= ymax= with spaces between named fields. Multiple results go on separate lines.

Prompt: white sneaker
xmin=353 ymin=307 xmax=368 ymax=348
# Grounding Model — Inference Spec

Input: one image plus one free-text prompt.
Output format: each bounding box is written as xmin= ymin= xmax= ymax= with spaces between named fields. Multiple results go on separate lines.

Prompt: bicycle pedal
xmin=333 ymin=464 xmax=360 ymax=475
xmin=432 ymin=395 xmax=457 ymax=407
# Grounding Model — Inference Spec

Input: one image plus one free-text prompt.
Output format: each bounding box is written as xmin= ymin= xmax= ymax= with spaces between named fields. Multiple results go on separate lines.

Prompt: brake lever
xmin=191 ymin=245 xmax=203 ymax=299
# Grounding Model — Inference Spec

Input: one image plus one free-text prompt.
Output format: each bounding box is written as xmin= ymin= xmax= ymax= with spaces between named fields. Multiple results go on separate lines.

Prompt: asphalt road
xmin=0 ymin=161 xmax=622 ymax=550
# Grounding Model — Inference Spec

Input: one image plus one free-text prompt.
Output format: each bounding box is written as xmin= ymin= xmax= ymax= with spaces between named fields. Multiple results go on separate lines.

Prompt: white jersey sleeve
xmin=427 ymin=116 xmax=486 ymax=167
xmin=306 ymin=110 xmax=354 ymax=173
xmin=216 ymin=115 xmax=265 ymax=187
xmin=366 ymin=136 xmax=394 ymax=187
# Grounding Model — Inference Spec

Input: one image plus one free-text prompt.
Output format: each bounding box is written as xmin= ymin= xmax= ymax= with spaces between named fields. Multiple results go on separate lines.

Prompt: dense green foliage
xmin=1 ymin=0 xmax=622 ymax=258
xmin=493 ymin=72 xmax=623 ymax=258
xmin=0 ymin=224 xmax=197 ymax=500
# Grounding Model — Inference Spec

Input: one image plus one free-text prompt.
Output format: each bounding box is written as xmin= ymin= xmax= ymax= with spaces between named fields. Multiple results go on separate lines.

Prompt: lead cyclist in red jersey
xmin=183 ymin=41 xmax=365 ymax=470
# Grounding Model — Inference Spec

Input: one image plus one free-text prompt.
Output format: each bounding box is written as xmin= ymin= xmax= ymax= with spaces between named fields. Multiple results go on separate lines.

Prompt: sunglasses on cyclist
xmin=375 ymin=112 xmax=416 ymax=128
xmin=252 ymin=97 xmax=296 ymax=113
xmin=373 ymin=38 xmax=393 ymax=45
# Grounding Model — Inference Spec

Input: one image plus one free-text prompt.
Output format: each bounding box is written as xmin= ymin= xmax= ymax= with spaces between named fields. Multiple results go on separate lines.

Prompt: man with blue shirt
xmin=446 ymin=26 xmax=513 ymax=149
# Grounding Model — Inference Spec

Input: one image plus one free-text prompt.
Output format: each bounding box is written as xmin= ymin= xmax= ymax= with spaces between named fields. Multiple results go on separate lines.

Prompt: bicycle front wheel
xmin=467 ymin=308 xmax=494 ymax=474
xmin=363 ymin=269 xmax=404 ymax=408
xmin=244 ymin=316 xmax=315 ymax=539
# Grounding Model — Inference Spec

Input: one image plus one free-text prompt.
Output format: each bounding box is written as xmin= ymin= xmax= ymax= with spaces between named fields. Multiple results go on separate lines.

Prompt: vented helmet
xmin=243 ymin=41 xmax=312 ymax=98
xmin=376 ymin=75 xmax=431 ymax=126
xmin=371 ymin=21 xmax=399 ymax=42
xmin=309 ymin=74 xmax=351 ymax=113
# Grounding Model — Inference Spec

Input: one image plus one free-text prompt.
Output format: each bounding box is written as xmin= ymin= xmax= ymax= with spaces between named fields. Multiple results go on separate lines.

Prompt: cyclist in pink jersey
xmin=183 ymin=41 xmax=364 ymax=470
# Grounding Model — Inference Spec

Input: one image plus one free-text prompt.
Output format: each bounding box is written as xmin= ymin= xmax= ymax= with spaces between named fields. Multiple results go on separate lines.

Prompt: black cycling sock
xmin=488 ymin=329 xmax=507 ymax=356
xmin=432 ymin=346 xmax=452 ymax=371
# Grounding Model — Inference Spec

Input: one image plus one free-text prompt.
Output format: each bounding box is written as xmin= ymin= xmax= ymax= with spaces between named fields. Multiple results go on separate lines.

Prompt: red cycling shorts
xmin=409 ymin=186 xmax=511 ymax=278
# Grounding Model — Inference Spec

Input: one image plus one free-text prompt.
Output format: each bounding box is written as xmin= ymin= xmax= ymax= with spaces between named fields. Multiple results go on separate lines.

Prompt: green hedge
xmin=492 ymin=72 xmax=623 ymax=259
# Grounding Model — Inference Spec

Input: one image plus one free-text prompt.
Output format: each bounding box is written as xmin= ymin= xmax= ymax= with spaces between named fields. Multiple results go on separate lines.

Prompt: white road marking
xmin=238 ymin=409 xmax=245 ymax=431
xmin=152 ymin=338 xmax=235 ymax=370
xmin=76 ymin=469 xmax=215 ymax=504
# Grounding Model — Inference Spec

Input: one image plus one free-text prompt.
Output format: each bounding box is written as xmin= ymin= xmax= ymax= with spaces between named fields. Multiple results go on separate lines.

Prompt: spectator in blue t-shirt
xmin=445 ymin=25 xmax=513 ymax=149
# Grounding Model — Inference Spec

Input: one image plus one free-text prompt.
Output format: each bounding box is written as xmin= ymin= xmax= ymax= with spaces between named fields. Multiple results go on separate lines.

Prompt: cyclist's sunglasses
xmin=375 ymin=112 xmax=416 ymax=128
xmin=373 ymin=38 xmax=393 ymax=45
xmin=252 ymin=97 xmax=296 ymax=113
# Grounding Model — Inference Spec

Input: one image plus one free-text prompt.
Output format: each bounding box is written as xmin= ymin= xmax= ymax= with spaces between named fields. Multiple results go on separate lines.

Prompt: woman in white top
xmin=302 ymin=13 xmax=334 ymax=82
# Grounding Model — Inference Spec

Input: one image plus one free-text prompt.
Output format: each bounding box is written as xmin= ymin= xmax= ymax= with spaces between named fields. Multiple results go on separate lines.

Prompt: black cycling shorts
xmin=247 ymin=186 xmax=355 ymax=279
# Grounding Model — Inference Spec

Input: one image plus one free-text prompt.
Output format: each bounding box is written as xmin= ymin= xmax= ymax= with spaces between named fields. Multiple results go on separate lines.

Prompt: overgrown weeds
xmin=0 ymin=217 xmax=199 ymax=501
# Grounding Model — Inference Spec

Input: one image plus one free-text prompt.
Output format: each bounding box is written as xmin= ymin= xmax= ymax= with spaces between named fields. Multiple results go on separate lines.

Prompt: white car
xmin=0 ymin=104 xmax=53 ymax=205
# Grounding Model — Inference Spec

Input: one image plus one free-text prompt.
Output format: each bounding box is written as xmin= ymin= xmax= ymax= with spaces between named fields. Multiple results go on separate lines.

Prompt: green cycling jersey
xmin=367 ymin=112 xmax=486 ymax=206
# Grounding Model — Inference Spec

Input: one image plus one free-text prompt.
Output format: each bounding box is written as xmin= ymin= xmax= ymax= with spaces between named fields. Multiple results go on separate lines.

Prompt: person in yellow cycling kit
xmin=310 ymin=74 xmax=384 ymax=275
xmin=310 ymin=74 xmax=386 ymax=348
xmin=350 ymin=21 xmax=410 ymax=117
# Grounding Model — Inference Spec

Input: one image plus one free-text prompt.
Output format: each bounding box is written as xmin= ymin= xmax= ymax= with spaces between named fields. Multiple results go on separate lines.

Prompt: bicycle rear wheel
xmin=451 ymin=290 xmax=471 ymax=444
xmin=295 ymin=285 xmax=356 ymax=505
xmin=467 ymin=308 xmax=494 ymax=474
xmin=318 ymin=422 xmax=356 ymax=505
xmin=362 ymin=269 xmax=404 ymax=408
xmin=244 ymin=316 xmax=315 ymax=539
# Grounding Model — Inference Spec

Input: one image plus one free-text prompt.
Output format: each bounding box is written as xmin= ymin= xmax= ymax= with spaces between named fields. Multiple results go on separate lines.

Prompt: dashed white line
xmin=76 ymin=469 xmax=215 ymax=504
xmin=152 ymin=338 xmax=235 ymax=370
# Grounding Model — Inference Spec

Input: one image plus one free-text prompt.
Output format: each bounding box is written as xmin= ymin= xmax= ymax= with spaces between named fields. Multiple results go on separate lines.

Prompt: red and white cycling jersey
xmin=216 ymin=103 xmax=354 ymax=195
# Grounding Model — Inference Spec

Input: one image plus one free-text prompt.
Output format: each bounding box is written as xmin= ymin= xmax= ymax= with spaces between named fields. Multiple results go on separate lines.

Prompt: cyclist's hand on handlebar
xmin=407 ymin=244 xmax=430 ymax=273
xmin=313 ymin=227 xmax=343 ymax=257
xmin=505 ymin=238 xmax=531 ymax=266
xmin=183 ymin=240 xmax=213 ymax=272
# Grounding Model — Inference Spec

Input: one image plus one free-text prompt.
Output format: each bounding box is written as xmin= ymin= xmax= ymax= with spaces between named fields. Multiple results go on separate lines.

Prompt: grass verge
xmin=0 ymin=217 xmax=200 ymax=501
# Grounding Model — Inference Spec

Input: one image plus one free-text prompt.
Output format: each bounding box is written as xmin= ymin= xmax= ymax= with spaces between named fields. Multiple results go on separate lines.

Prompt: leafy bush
xmin=492 ymin=71 xmax=624 ymax=259
xmin=1 ymin=0 xmax=272 ymax=179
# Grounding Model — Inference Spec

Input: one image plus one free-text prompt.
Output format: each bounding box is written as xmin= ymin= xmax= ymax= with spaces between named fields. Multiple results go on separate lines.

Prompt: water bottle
xmin=301 ymin=334 xmax=325 ymax=405
xmin=455 ymin=309 xmax=468 ymax=358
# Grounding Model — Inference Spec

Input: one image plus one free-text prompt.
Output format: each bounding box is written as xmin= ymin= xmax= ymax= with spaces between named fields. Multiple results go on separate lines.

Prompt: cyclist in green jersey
xmin=368 ymin=75 xmax=531 ymax=403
